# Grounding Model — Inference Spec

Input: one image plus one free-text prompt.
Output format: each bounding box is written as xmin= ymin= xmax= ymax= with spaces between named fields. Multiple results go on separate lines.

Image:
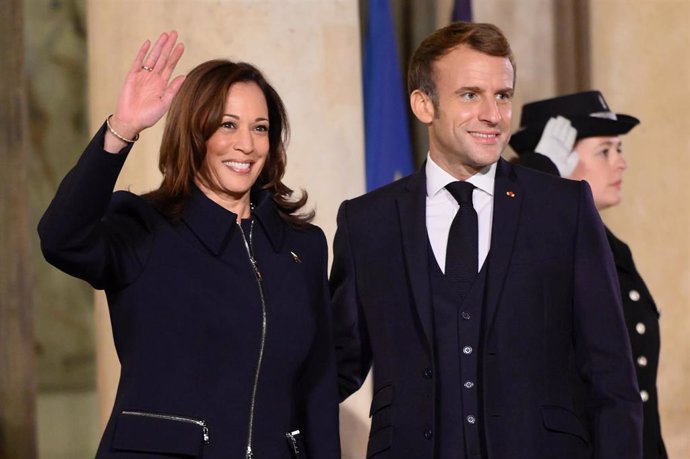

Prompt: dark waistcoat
xmin=429 ymin=244 xmax=488 ymax=459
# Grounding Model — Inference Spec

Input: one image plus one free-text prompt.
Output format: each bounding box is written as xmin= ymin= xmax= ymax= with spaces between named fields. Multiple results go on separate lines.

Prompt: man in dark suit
xmin=330 ymin=22 xmax=642 ymax=458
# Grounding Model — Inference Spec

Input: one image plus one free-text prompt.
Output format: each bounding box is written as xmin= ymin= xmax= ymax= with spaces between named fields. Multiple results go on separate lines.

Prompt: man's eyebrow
xmin=453 ymin=86 xmax=514 ymax=96
xmin=454 ymin=86 xmax=482 ymax=95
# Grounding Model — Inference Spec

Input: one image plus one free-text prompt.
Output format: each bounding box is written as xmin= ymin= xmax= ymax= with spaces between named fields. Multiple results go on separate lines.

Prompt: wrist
xmin=107 ymin=114 xmax=140 ymax=143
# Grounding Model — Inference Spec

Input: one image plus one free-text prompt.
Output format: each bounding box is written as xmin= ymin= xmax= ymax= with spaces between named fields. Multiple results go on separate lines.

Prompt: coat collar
xmin=181 ymin=185 xmax=285 ymax=256
xmin=605 ymin=226 xmax=635 ymax=274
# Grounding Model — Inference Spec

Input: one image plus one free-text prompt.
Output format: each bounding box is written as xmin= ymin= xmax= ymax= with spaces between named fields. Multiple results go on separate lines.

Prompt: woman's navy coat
xmin=38 ymin=125 xmax=340 ymax=458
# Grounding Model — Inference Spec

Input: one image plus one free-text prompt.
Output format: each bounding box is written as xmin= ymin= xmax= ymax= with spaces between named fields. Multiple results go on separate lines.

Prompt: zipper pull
xmin=286 ymin=430 xmax=301 ymax=457
xmin=202 ymin=424 xmax=210 ymax=444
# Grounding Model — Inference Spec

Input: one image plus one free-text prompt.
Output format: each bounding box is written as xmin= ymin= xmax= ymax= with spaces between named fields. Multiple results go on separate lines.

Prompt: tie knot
xmin=446 ymin=181 xmax=475 ymax=204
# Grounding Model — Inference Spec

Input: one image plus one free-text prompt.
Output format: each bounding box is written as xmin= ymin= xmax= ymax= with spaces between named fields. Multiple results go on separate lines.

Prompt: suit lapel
xmin=484 ymin=158 xmax=524 ymax=333
xmin=396 ymin=168 xmax=433 ymax=352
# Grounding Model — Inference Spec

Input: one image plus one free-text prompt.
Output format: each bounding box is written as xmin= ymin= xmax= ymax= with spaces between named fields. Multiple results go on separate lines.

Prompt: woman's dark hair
xmin=408 ymin=21 xmax=516 ymax=113
xmin=147 ymin=59 xmax=313 ymax=226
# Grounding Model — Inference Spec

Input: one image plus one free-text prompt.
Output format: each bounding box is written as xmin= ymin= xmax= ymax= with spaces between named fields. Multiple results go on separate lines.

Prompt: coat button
xmin=423 ymin=367 xmax=433 ymax=379
xmin=635 ymin=322 xmax=646 ymax=335
xmin=424 ymin=428 xmax=433 ymax=440
xmin=462 ymin=346 xmax=473 ymax=355
xmin=466 ymin=415 xmax=476 ymax=424
xmin=637 ymin=356 xmax=648 ymax=367
xmin=640 ymin=390 xmax=649 ymax=402
xmin=464 ymin=381 xmax=474 ymax=389
xmin=461 ymin=311 xmax=471 ymax=320
xmin=629 ymin=289 xmax=641 ymax=302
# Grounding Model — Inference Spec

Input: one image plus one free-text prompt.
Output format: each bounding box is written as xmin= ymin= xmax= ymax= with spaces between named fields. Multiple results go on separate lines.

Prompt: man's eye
xmin=461 ymin=93 xmax=477 ymax=100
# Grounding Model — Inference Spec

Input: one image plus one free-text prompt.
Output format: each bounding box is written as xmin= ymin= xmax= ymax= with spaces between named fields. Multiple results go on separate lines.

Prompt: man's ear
xmin=410 ymin=89 xmax=435 ymax=124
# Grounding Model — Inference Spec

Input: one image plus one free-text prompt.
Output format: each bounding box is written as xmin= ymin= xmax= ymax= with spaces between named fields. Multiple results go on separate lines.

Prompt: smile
xmin=469 ymin=131 xmax=499 ymax=139
xmin=222 ymin=160 xmax=252 ymax=173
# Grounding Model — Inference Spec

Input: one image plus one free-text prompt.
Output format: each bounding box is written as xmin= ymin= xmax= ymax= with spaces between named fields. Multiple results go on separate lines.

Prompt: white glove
xmin=534 ymin=116 xmax=579 ymax=177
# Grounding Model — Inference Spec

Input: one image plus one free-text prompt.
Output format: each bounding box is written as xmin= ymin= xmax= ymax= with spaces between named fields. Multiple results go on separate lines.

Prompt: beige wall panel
xmin=471 ymin=0 xmax=560 ymax=138
xmin=589 ymin=1 xmax=690 ymax=456
xmin=86 ymin=0 xmax=367 ymax=452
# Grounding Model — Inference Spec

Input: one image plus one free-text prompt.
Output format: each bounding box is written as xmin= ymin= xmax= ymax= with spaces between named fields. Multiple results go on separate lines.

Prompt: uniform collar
xmin=181 ymin=185 xmax=284 ymax=256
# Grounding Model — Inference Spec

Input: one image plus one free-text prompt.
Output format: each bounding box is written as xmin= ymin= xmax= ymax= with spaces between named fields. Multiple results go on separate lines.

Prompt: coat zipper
xmin=120 ymin=410 xmax=210 ymax=444
xmin=237 ymin=219 xmax=267 ymax=459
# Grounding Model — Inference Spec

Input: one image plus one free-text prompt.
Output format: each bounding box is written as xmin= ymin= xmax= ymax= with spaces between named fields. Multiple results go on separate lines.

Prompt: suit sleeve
xmin=572 ymin=181 xmax=643 ymax=458
xmin=329 ymin=200 xmax=373 ymax=401
xmin=37 ymin=123 xmax=151 ymax=290
xmin=300 ymin=228 xmax=341 ymax=458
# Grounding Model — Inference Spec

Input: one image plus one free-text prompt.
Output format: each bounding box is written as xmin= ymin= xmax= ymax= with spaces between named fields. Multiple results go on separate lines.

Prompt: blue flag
xmin=452 ymin=0 xmax=473 ymax=22
xmin=363 ymin=0 xmax=414 ymax=192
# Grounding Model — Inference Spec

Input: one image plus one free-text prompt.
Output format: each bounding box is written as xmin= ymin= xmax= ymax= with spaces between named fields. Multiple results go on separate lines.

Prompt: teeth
xmin=471 ymin=132 xmax=498 ymax=138
xmin=223 ymin=161 xmax=250 ymax=171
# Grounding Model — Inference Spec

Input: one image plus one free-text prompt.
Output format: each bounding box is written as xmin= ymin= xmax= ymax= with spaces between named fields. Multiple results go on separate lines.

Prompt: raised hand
xmin=534 ymin=116 xmax=579 ymax=177
xmin=105 ymin=31 xmax=185 ymax=152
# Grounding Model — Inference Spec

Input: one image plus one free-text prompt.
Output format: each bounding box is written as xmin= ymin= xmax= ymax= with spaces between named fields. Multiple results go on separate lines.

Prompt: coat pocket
xmin=541 ymin=405 xmax=589 ymax=444
xmin=367 ymin=426 xmax=393 ymax=458
xmin=112 ymin=410 xmax=209 ymax=456
xmin=369 ymin=384 xmax=394 ymax=434
xmin=369 ymin=384 xmax=394 ymax=417
xmin=367 ymin=384 xmax=394 ymax=457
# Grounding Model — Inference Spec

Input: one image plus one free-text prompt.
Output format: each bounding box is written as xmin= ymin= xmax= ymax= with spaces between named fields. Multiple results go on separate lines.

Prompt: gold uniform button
xmin=629 ymin=289 xmax=641 ymax=302
xmin=637 ymin=356 xmax=648 ymax=367
xmin=640 ymin=390 xmax=649 ymax=402
xmin=636 ymin=322 xmax=646 ymax=335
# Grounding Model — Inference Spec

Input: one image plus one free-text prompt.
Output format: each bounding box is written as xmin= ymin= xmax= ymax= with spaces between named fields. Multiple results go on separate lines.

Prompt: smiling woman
xmin=37 ymin=31 xmax=340 ymax=459
xmin=199 ymin=82 xmax=270 ymax=211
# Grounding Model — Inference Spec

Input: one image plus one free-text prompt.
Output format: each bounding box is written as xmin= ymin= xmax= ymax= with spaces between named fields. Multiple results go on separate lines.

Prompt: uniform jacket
xmin=607 ymin=229 xmax=667 ymax=459
xmin=330 ymin=159 xmax=642 ymax=459
xmin=38 ymin=125 xmax=340 ymax=458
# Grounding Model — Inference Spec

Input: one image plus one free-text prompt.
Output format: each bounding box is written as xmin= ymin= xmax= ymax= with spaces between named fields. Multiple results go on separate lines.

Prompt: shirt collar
xmin=425 ymin=153 xmax=496 ymax=198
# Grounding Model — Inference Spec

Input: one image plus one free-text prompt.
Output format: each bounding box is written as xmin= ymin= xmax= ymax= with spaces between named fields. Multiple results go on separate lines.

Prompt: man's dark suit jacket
xmin=330 ymin=158 xmax=642 ymax=458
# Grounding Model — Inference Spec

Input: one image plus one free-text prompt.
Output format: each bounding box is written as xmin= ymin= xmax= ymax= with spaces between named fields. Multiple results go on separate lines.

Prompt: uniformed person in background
xmin=510 ymin=90 xmax=667 ymax=459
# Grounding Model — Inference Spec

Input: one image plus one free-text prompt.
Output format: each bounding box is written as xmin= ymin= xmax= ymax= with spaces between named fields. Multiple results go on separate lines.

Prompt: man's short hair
xmin=407 ymin=21 xmax=516 ymax=111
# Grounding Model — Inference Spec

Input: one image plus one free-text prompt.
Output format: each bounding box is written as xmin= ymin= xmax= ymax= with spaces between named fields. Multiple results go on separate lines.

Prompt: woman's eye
xmin=254 ymin=125 xmax=269 ymax=132
xmin=221 ymin=121 xmax=236 ymax=129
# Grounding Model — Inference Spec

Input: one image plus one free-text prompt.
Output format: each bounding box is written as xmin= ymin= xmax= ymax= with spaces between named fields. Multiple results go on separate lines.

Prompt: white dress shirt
xmin=425 ymin=154 xmax=495 ymax=273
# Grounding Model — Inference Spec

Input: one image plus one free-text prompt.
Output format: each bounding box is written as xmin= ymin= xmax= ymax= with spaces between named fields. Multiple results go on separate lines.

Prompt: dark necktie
xmin=445 ymin=181 xmax=478 ymax=299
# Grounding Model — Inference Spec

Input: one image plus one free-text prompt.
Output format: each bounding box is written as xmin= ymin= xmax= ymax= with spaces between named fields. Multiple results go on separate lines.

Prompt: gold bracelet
xmin=106 ymin=115 xmax=140 ymax=143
